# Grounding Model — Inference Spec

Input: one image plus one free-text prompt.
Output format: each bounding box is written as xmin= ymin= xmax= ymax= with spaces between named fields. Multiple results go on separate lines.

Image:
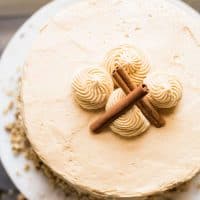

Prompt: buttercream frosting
xmin=145 ymin=73 xmax=182 ymax=108
xmin=106 ymin=88 xmax=150 ymax=137
xmin=104 ymin=45 xmax=150 ymax=85
xmin=72 ymin=67 xmax=113 ymax=110
xmin=21 ymin=0 xmax=200 ymax=199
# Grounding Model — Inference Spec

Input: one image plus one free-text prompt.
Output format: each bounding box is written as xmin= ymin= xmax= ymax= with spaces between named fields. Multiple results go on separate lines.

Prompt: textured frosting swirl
xmin=104 ymin=45 xmax=150 ymax=85
xmin=106 ymin=88 xmax=150 ymax=137
xmin=145 ymin=73 xmax=182 ymax=108
xmin=72 ymin=67 xmax=114 ymax=110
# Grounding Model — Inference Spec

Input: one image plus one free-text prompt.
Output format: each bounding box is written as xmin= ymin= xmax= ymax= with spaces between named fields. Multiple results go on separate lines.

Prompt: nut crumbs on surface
xmin=3 ymin=101 xmax=14 ymax=115
xmin=24 ymin=164 xmax=30 ymax=172
xmin=17 ymin=193 xmax=27 ymax=200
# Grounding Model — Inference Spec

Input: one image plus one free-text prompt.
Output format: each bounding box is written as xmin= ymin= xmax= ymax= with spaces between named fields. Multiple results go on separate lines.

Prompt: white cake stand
xmin=0 ymin=0 xmax=200 ymax=199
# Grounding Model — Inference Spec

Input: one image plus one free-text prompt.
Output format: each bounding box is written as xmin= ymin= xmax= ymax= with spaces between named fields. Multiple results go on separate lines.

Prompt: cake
xmin=20 ymin=0 xmax=200 ymax=199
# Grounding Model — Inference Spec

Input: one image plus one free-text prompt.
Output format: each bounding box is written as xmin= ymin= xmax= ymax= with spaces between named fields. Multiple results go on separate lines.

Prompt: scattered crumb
xmin=173 ymin=55 xmax=181 ymax=64
xmin=135 ymin=27 xmax=141 ymax=31
xmin=148 ymin=14 xmax=153 ymax=18
xmin=173 ymin=55 xmax=179 ymax=59
xmin=24 ymin=164 xmax=30 ymax=172
xmin=5 ymin=110 xmax=28 ymax=155
xmin=17 ymin=193 xmax=27 ymax=200
xmin=5 ymin=90 xmax=15 ymax=97
xmin=124 ymin=33 xmax=130 ymax=38
xmin=3 ymin=101 xmax=14 ymax=115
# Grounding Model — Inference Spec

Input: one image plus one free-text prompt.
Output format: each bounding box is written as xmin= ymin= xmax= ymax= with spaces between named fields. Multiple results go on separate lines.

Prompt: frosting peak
xmin=72 ymin=67 xmax=114 ymax=110
xmin=145 ymin=73 xmax=183 ymax=108
xmin=106 ymin=88 xmax=150 ymax=137
xmin=104 ymin=45 xmax=150 ymax=85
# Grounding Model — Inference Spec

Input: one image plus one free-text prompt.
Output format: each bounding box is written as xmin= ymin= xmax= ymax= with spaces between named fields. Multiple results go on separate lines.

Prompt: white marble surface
xmin=0 ymin=0 xmax=200 ymax=199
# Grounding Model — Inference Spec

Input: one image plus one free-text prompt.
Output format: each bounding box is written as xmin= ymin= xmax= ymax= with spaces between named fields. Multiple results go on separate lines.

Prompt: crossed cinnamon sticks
xmin=90 ymin=67 xmax=165 ymax=133
xmin=113 ymin=67 xmax=165 ymax=128
xmin=90 ymin=84 xmax=149 ymax=133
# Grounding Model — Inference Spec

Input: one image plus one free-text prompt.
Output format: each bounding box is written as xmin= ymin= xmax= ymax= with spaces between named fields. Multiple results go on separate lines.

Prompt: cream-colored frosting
xmin=21 ymin=0 xmax=200 ymax=199
xmin=145 ymin=73 xmax=182 ymax=108
xmin=106 ymin=88 xmax=150 ymax=137
xmin=104 ymin=45 xmax=150 ymax=85
xmin=72 ymin=67 xmax=113 ymax=110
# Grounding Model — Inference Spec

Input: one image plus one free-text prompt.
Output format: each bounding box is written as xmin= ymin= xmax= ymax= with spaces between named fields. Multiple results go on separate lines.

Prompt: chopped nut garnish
xmin=24 ymin=164 xmax=30 ymax=172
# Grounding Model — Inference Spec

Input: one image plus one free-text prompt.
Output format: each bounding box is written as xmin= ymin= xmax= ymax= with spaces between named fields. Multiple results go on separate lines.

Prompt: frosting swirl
xmin=104 ymin=45 xmax=150 ymax=85
xmin=106 ymin=88 xmax=150 ymax=137
xmin=72 ymin=67 xmax=114 ymax=110
xmin=145 ymin=73 xmax=182 ymax=108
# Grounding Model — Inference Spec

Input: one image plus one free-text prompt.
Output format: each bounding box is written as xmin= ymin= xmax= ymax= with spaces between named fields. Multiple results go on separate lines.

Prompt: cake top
xmin=21 ymin=0 xmax=200 ymax=198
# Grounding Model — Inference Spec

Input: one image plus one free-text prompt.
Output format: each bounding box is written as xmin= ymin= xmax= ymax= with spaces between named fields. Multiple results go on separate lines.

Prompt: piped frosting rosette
xmin=106 ymin=88 xmax=150 ymax=137
xmin=145 ymin=73 xmax=182 ymax=108
xmin=72 ymin=67 xmax=114 ymax=110
xmin=104 ymin=45 xmax=150 ymax=85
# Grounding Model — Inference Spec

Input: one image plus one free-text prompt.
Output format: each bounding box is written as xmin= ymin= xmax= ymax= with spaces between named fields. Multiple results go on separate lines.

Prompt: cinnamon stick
xmin=112 ymin=69 xmax=130 ymax=94
xmin=116 ymin=66 xmax=135 ymax=92
xmin=137 ymin=99 xmax=165 ymax=127
xmin=90 ymin=84 xmax=149 ymax=133
xmin=113 ymin=67 xmax=165 ymax=128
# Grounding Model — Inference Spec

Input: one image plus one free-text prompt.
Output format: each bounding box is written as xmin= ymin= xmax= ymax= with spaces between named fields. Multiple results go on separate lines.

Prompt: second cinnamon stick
xmin=113 ymin=67 xmax=165 ymax=128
